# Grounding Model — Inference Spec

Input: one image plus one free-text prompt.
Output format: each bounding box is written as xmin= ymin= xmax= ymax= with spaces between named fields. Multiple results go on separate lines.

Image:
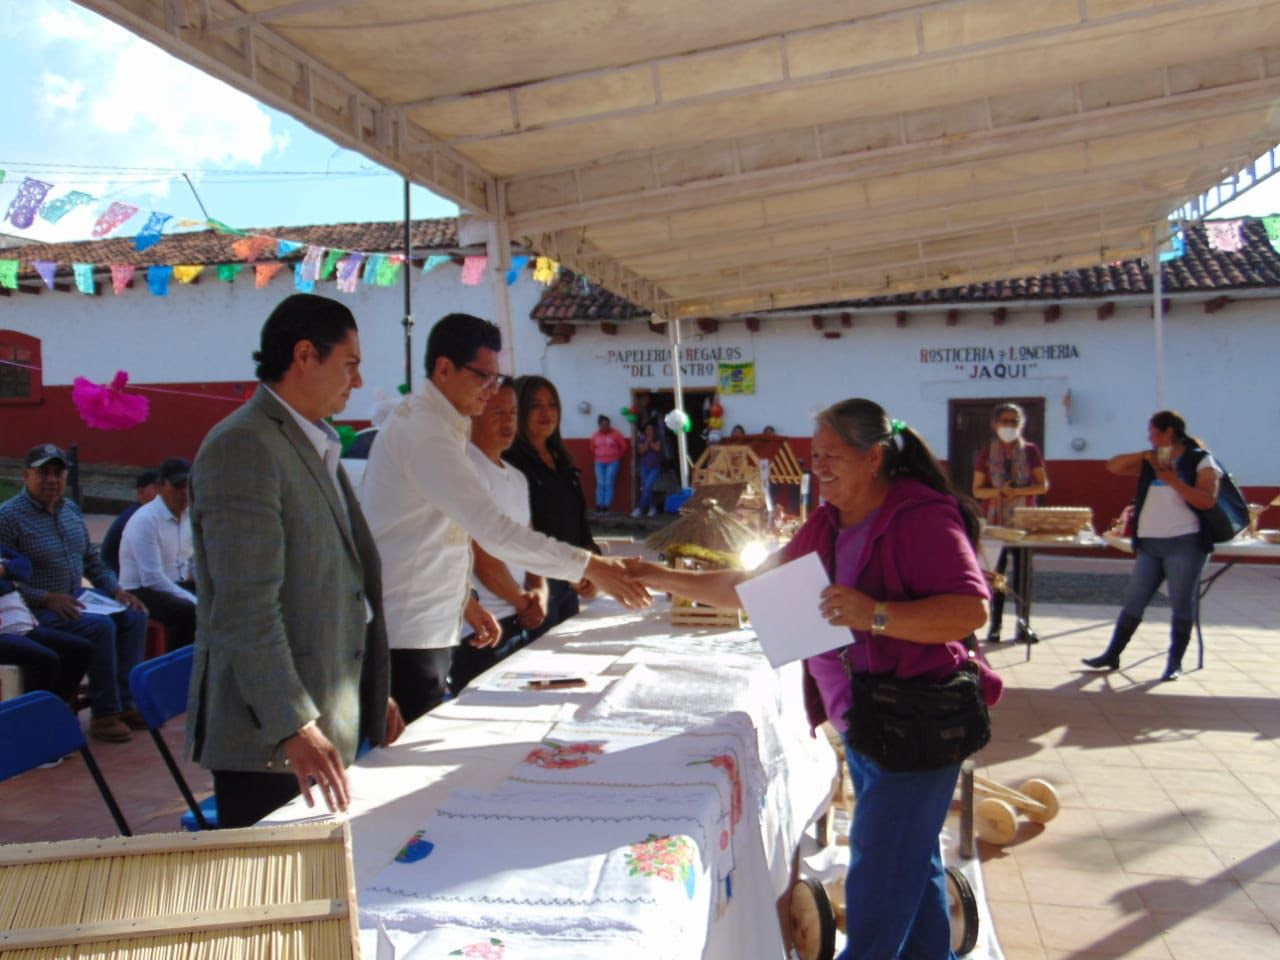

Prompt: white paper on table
xmin=77 ymin=591 xmax=126 ymax=616
xmin=734 ymin=552 xmax=851 ymax=667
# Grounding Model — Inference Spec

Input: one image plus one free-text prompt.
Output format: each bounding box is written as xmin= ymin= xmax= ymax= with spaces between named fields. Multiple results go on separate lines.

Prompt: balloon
xmin=682 ymin=418 xmax=691 ymax=433
xmin=335 ymin=424 xmax=357 ymax=454
xmin=397 ymin=383 xmax=410 ymax=396
xmin=620 ymin=406 xmax=631 ymax=416
xmin=625 ymin=413 xmax=637 ymax=423
xmin=707 ymin=429 xmax=723 ymax=443
xmin=708 ymin=416 xmax=723 ymax=429
xmin=709 ymin=403 xmax=724 ymax=418
xmin=664 ymin=409 xmax=689 ymax=432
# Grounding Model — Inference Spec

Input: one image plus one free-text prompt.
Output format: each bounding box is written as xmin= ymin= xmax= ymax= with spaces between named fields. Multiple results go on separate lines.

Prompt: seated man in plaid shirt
xmin=0 ymin=444 xmax=149 ymax=743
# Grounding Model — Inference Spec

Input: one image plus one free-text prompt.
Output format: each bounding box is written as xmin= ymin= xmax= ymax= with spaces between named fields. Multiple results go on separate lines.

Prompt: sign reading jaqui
xmin=919 ymin=343 xmax=1081 ymax=380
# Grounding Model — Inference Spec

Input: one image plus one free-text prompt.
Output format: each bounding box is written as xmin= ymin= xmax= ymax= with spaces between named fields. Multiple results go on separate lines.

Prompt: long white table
xmin=265 ymin=597 xmax=838 ymax=960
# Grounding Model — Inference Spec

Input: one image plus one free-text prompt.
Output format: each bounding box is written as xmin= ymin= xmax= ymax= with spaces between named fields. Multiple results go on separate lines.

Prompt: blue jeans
xmin=35 ymin=591 xmax=146 ymax=717
xmin=841 ymin=737 xmax=960 ymax=960
xmin=637 ymin=464 xmax=661 ymax=512
xmin=1122 ymin=534 xmax=1208 ymax=623
xmin=594 ymin=460 xmax=619 ymax=510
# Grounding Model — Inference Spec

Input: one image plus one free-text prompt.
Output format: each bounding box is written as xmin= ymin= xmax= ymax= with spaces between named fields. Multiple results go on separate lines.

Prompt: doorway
xmin=630 ymin=387 xmax=717 ymax=506
xmin=948 ymin=397 xmax=1046 ymax=493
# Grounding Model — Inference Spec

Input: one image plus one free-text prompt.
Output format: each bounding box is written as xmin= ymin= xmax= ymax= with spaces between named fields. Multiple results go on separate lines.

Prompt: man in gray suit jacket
xmin=187 ymin=293 xmax=404 ymax=827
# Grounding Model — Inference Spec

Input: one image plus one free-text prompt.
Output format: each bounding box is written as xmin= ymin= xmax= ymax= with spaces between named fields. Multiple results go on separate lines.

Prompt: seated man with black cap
xmin=0 ymin=443 xmax=149 ymax=743
xmin=119 ymin=457 xmax=197 ymax=649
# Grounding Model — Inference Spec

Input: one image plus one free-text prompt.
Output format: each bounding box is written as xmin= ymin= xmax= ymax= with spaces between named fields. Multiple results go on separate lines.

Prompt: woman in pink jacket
xmin=625 ymin=398 xmax=999 ymax=960
xmin=588 ymin=414 xmax=629 ymax=514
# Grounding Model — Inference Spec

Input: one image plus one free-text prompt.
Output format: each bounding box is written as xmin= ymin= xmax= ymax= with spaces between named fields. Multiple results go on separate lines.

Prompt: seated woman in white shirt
xmin=119 ymin=457 xmax=196 ymax=649
xmin=1082 ymin=410 xmax=1220 ymax=681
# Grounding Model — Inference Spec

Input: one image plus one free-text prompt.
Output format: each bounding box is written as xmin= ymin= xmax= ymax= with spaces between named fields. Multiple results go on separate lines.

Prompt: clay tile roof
xmin=529 ymin=217 xmax=1280 ymax=322
xmin=2 ymin=219 xmax=461 ymax=279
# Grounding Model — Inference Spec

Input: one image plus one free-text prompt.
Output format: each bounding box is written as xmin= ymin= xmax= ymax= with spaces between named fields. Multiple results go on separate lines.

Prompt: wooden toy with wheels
xmin=973 ymin=775 xmax=1060 ymax=846
xmin=789 ymin=877 xmax=836 ymax=960
xmin=946 ymin=866 xmax=980 ymax=956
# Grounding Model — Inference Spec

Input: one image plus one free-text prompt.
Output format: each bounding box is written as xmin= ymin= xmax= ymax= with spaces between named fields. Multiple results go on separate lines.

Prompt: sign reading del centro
xmin=920 ymin=343 xmax=1081 ymax=380
xmin=604 ymin=345 xmax=746 ymax=378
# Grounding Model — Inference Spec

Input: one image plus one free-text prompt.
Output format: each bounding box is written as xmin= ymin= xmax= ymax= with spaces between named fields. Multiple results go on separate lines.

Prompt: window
xmin=0 ymin=331 xmax=42 ymax=404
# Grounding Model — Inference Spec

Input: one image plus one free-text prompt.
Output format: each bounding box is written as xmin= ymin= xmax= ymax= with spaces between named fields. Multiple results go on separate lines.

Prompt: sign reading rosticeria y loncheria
xmin=919 ymin=342 xmax=1080 ymax=380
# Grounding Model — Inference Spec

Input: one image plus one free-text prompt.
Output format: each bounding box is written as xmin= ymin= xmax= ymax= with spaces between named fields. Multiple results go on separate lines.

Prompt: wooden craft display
xmin=0 ymin=821 xmax=360 ymax=959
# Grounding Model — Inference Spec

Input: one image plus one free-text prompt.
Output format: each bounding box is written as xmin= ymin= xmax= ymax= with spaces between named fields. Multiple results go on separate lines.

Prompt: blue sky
xmin=0 ymin=0 xmax=1274 ymax=248
xmin=0 ymin=0 xmax=457 ymax=244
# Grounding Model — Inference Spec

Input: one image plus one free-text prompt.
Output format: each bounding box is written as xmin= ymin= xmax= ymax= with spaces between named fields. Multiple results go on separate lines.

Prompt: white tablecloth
xmin=264 ymin=597 xmax=838 ymax=960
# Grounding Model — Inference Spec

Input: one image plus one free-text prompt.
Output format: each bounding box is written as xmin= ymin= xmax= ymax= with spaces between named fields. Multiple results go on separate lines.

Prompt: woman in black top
xmin=504 ymin=375 xmax=600 ymax=637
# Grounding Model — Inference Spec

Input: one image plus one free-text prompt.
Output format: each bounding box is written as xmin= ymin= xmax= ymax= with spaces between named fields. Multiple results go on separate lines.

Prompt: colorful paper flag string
xmin=40 ymin=190 xmax=93 ymax=225
xmin=173 ymin=265 xmax=203 ymax=284
xmin=92 ymin=201 xmax=140 ymax=238
xmin=110 ymin=263 xmax=135 ymax=295
xmin=1158 ymin=228 xmax=1185 ymax=263
xmin=336 ymin=253 xmax=364 ymax=293
xmin=33 ymin=261 xmax=57 ymax=289
xmin=232 ymin=235 xmax=275 ymax=261
xmin=1262 ymin=215 xmax=1280 ymax=252
xmin=134 ymin=211 xmax=172 ymax=252
xmin=532 ymin=256 xmax=559 ymax=285
xmin=207 ymin=219 xmax=247 ymax=236
xmin=506 ymin=254 xmax=529 ymax=286
xmin=363 ymin=253 xmax=385 ymax=285
xmin=422 ymin=254 xmax=450 ymax=274
xmin=301 ymin=245 xmax=325 ymax=281
xmin=0 ymin=260 xmax=17 ymax=290
xmin=147 ymin=265 xmax=173 ymax=296
xmin=254 ymin=262 xmax=285 ymax=288
xmin=294 ymin=262 xmax=315 ymax=293
xmin=217 ymin=263 xmax=243 ymax=282
xmin=1205 ymin=219 xmax=1244 ymax=253
xmin=276 ymin=239 xmax=302 ymax=258
xmin=321 ymin=248 xmax=345 ymax=280
xmin=376 ymin=254 xmax=403 ymax=286
xmin=461 ymin=255 xmax=486 ymax=285
xmin=73 ymin=263 xmax=96 ymax=295
xmin=6 ymin=177 xmax=53 ymax=229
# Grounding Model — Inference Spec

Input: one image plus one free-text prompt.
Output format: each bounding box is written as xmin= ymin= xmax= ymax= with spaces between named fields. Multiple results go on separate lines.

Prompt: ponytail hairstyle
xmin=1150 ymin=409 xmax=1205 ymax=450
xmin=815 ymin=398 xmax=982 ymax=544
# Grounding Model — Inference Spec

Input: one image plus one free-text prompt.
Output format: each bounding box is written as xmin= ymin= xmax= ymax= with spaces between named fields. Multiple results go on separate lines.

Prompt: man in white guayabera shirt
xmin=119 ymin=456 xmax=197 ymax=649
xmin=359 ymin=312 xmax=650 ymax=723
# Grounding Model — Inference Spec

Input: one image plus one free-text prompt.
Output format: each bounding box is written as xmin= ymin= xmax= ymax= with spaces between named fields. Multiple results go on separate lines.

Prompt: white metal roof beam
xmin=74 ymin=0 xmax=495 ymax=215
xmin=504 ymin=74 xmax=1280 ymax=235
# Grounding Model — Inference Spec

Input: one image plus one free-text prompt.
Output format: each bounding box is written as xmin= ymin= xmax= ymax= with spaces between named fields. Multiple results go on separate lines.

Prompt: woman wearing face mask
xmin=972 ymin=402 xmax=1050 ymax=644
xmin=1083 ymin=410 xmax=1220 ymax=681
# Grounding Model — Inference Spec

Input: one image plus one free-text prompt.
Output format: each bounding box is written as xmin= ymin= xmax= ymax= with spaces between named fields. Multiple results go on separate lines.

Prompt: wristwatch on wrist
xmin=870 ymin=602 xmax=889 ymax=635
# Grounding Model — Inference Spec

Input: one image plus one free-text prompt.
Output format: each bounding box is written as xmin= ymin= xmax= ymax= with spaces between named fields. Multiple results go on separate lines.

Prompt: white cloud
xmin=39 ymin=71 xmax=84 ymax=112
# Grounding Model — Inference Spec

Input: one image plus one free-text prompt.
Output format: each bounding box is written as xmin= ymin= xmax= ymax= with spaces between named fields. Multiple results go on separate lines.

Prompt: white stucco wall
xmin=3 ymin=272 xmax=1276 ymax=482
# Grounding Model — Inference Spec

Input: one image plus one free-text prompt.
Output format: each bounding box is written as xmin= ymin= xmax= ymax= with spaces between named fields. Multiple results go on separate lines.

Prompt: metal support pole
xmin=1152 ymin=234 xmax=1166 ymax=409
xmin=484 ymin=182 xmax=515 ymax=373
xmin=402 ymin=179 xmax=414 ymax=392
xmin=667 ymin=319 xmax=690 ymax=490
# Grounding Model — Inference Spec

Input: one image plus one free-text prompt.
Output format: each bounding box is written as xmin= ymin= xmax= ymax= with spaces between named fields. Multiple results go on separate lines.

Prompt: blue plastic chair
xmin=129 ymin=646 xmax=217 ymax=831
xmin=0 ymin=690 xmax=132 ymax=835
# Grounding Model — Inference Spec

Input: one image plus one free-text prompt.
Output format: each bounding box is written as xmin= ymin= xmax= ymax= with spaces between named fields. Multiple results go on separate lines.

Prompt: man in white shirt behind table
xmin=119 ymin=456 xmax=197 ymax=649
xmin=360 ymin=312 xmax=650 ymax=723
xmin=448 ymin=377 xmax=549 ymax=694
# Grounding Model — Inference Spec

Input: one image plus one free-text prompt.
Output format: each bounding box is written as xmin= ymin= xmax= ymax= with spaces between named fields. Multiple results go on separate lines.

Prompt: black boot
xmin=1161 ymin=617 xmax=1194 ymax=681
xmin=1082 ymin=612 xmax=1141 ymax=670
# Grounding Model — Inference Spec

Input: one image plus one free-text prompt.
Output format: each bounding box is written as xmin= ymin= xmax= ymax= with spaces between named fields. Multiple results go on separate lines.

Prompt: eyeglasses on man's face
xmin=460 ymin=363 xmax=503 ymax=389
